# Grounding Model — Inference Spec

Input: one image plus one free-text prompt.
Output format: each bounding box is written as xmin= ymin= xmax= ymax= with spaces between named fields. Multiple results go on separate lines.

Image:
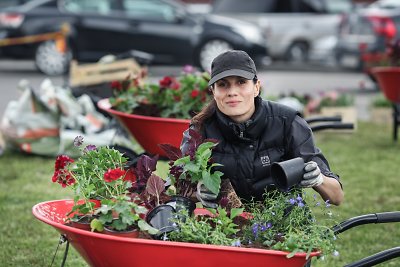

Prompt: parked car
xmin=335 ymin=5 xmax=400 ymax=71
xmin=0 ymin=0 xmax=268 ymax=75
xmin=0 ymin=0 xmax=31 ymax=10
xmin=212 ymin=0 xmax=354 ymax=63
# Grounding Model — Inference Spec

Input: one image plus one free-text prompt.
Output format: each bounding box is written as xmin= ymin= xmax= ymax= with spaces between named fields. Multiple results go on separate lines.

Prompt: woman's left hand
xmin=300 ymin=161 xmax=324 ymax=188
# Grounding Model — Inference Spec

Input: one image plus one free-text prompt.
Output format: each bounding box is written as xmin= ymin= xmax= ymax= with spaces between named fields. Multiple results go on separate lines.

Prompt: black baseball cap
xmin=208 ymin=50 xmax=257 ymax=86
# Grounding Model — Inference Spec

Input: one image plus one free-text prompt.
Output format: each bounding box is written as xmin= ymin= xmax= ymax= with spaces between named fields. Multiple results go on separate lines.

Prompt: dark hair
xmin=191 ymin=76 xmax=259 ymax=131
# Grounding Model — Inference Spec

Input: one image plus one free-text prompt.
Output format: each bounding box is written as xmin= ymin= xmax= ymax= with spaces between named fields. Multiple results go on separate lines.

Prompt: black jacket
xmin=181 ymin=97 xmax=339 ymax=201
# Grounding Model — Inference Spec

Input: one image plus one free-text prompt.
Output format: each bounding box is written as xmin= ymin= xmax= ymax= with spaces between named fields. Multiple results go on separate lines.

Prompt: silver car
xmin=212 ymin=0 xmax=353 ymax=63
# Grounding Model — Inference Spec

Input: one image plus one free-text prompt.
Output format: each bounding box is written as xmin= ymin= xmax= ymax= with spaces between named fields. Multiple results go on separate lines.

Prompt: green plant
xmin=90 ymin=194 xmax=157 ymax=234
xmin=109 ymin=66 xmax=211 ymax=119
xmin=318 ymin=91 xmax=354 ymax=108
xmin=168 ymin=207 xmax=243 ymax=246
xmin=51 ymin=136 xmax=135 ymax=219
xmin=159 ymin=129 xmax=223 ymax=198
xmin=242 ymin=190 xmax=338 ymax=259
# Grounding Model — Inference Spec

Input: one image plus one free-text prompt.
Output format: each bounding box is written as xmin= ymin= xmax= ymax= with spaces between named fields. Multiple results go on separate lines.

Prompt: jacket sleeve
xmin=288 ymin=116 xmax=340 ymax=181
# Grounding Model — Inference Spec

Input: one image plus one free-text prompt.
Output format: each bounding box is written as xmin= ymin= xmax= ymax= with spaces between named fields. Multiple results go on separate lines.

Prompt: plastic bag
xmin=0 ymin=79 xmax=117 ymax=157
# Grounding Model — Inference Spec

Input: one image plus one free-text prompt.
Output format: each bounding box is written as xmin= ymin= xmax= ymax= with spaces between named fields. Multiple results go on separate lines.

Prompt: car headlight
xmin=231 ymin=25 xmax=266 ymax=46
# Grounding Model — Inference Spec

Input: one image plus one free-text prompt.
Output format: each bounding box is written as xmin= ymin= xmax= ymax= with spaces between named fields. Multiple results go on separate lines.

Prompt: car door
xmin=62 ymin=0 xmax=194 ymax=64
xmin=118 ymin=0 xmax=195 ymax=64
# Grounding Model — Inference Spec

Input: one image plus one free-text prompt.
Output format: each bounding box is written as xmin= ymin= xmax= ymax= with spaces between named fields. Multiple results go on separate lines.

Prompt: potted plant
xmin=51 ymin=135 xmax=157 ymax=236
xmin=91 ymin=194 xmax=158 ymax=237
xmin=166 ymin=190 xmax=339 ymax=261
xmin=97 ymin=66 xmax=211 ymax=156
xmin=305 ymin=90 xmax=356 ymax=126
xmin=159 ymin=129 xmax=223 ymax=201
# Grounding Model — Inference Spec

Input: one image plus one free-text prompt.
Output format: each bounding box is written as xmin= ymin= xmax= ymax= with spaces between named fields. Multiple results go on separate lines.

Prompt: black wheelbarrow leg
xmin=393 ymin=103 xmax=400 ymax=141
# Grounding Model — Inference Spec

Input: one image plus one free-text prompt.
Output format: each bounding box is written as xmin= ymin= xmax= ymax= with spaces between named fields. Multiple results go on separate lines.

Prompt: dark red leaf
xmin=145 ymin=174 xmax=166 ymax=197
xmin=158 ymin=144 xmax=182 ymax=160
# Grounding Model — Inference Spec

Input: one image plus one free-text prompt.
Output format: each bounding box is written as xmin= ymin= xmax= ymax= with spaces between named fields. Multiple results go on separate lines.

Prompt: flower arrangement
xmin=51 ymin=136 xmax=157 ymax=234
xmin=109 ymin=65 xmax=211 ymax=119
xmin=305 ymin=90 xmax=354 ymax=114
xmin=362 ymin=38 xmax=400 ymax=70
xmin=51 ymin=133 xmax=339 ymax=260
xmin=165 ymin=190 xmax=338 ymax=260
xmin=241 ymin=191 xmax=337 ymax=259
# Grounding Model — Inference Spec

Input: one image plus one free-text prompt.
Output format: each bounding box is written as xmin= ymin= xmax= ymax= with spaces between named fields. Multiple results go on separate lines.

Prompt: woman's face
xmin=212 ymin=76 xmax=260 ymax=123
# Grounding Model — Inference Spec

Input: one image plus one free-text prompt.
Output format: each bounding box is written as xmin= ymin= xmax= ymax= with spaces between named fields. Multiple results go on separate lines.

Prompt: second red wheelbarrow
xmin=97 ymin=98 xmax=189 ymax=157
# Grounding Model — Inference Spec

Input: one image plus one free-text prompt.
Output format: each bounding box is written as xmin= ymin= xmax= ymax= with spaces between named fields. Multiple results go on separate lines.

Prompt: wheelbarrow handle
xmin=344 ymin=247 xmax=400 ymax=267
xmin=305 ymin=115 xmax=342 ymax=124
xmin=332 ymin=211 xmax=400 ymax=235
xmin=311 ymin=122 xmax=354 ymax=132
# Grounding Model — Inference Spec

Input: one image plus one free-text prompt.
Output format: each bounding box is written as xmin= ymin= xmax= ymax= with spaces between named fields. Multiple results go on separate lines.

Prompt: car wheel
xmin=198 ymin=39 xmax=233 ymax=72
xmin=286 ymin=42 xmax=309 ymax=63
xmin=35 ymin=40 xmax=71 ymax=75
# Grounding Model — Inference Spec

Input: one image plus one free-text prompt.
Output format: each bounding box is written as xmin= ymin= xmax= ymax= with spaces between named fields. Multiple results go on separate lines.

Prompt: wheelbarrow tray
xmin=32 ymin=199 xmax=319 ymax=267
xmin=97 ymin=98 xmax=189 ymax=157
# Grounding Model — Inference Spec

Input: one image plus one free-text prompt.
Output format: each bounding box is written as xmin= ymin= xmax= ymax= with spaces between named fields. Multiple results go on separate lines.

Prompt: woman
xmin=181 ymin=50 xmax=343 ymax=208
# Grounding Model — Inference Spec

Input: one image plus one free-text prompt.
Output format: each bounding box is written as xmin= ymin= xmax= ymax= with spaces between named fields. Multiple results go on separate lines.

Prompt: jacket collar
xmin=215 ymin=96 xmax=267 ymax=142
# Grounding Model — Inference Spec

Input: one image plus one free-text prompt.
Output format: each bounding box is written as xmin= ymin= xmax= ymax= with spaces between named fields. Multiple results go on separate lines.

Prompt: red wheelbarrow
xmin=32 ymin=199 xmax=319 ymax=267
xmin=32 ymin=200 xmax=400 ymax=267
xmin=97 ymin=98 xmax=189 ymax=157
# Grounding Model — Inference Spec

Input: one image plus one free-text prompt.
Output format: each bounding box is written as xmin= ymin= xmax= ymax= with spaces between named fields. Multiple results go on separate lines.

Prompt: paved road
xmin=0 ymin=59 xmax=378 ymax=120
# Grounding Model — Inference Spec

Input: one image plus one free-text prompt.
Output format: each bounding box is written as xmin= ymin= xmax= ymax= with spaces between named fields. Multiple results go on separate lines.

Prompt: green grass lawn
xmin=0 ymin=121 xmax=399 ymax=266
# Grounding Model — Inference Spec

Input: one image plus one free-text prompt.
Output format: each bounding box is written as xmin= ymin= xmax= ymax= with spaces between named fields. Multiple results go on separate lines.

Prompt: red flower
xmin=191 ymin=89 xmax=199 ymax=98
xmin=54 ymin=155 xmax=74 ymax=171
xmin=170 ymin=81 xmax=180 ymax=90
xmin=104 ymin=168 xmax=125 ymax=182
xmin=110 ymin=81 xmax=122 ymax=90
xmin=52 ymin=169 xmax=75 ymax=188
xmin=159 ymin=76 xmax=173 ymax=88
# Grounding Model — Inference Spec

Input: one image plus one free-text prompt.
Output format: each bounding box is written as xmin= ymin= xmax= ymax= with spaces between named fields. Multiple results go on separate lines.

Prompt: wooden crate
xmin=69 ymin=59 xmax=141 ymax=87
xmin=320 ymin=106 xmax=357 ymax=132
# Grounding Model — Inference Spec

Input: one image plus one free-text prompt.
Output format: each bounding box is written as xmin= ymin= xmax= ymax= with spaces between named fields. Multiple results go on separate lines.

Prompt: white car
xmin=212 ymin=0 xmax=353 ymax=63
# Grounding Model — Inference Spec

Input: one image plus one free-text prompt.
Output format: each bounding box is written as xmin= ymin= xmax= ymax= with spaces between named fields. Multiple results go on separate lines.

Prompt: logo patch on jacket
xmin=260 ymin=155 xmax=270 ymax=167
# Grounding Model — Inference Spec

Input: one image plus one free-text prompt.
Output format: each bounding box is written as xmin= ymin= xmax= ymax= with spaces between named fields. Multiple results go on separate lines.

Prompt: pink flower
xmin=183 ymin=65 xmax=194 ymax=74
xmin=104 ymin=168 xmax=125 ymax=182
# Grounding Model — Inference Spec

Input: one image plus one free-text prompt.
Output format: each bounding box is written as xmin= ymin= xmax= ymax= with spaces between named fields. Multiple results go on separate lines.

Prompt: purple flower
xmin=252 ymin=223 xmax=259 ymax=237
xmin=296 ymin=195 xmax=303 ymax=202
xmin=325 ymin=199 xmax=331 ymax=208
xmin=266 ymin=222 xmax=272 ymax=229
xmin=289 ymin=198 xmax=296 ymax=205
xmin=84 ymin=145 xmax=97 ymax=153
xmin=298 ymin=202 xmax=305 ymax=207
xmin=183 ymin=65 xmax=194 ymax=74
xmin=315 ymin=201 xmax=321 ymax=206
xmin=73 ymin=136 xmax=84 ymax=147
